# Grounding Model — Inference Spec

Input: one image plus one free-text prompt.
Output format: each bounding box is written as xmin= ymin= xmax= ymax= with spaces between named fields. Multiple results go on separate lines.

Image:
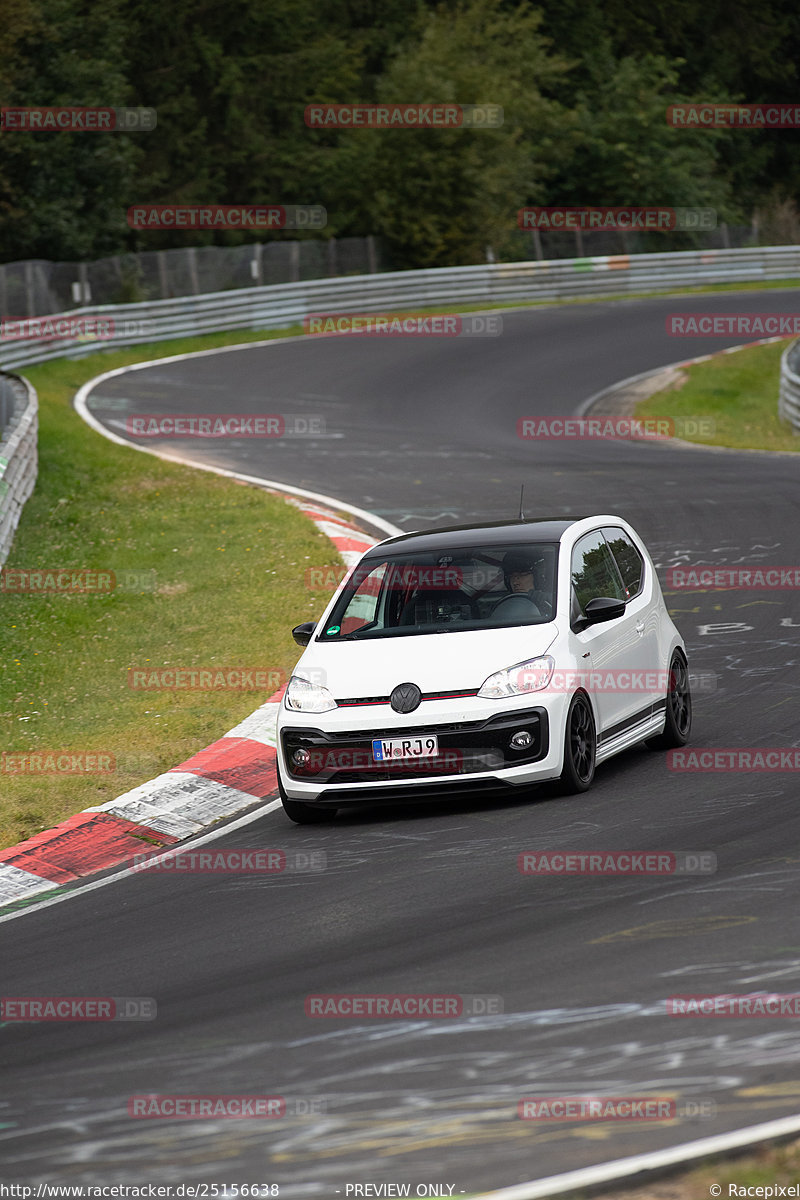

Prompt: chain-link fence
xmin=0 ymin=237 xmax=384 ymax=317
xmin=512 ymin=223 xmax=754 ymax=262
xmin=0 ymin=225 xmax=760 ymax=319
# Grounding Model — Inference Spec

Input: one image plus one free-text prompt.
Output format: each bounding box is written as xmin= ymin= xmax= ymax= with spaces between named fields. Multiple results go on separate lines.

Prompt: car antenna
xmin=518 ymin=484 xmax=525 ymax=520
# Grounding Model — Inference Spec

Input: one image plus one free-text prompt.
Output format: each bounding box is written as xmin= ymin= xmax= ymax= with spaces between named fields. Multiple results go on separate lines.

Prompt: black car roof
xmin=364 ymin=518 xmax=587 ymax=557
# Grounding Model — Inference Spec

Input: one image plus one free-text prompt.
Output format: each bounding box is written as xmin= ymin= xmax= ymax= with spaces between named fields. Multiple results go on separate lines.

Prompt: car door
xmin=569 ymin=528 xmax=647 ymax=743
xmin=602 ymin=525 xmax=662 ymax=708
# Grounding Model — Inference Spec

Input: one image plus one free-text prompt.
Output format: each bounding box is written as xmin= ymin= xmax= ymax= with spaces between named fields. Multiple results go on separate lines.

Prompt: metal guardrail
xmin=1 ymin=245 xmax=798 ymax=560
xmin=0 ymin=372 xmax=38 ymax=566
xmin=779 ymin=337 xmax=800 ymax=434
xmin=0 ymin=229 xmax=757 ymax=320
xmin=1 ymin=244 xmax=800 ymax=372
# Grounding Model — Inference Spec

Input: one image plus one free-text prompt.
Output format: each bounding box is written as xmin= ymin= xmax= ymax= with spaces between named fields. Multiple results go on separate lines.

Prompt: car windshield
xmin=318 ymin=542 xmax=559 ymax=640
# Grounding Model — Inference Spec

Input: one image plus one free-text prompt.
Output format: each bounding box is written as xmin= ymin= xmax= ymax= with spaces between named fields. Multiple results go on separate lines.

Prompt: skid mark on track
xmin=661 ymin=957 xmax=800 ymax=985
xmin=590 ymin=915 xmax=757 ymax=943
xmin=6 ymin=1023 xmax=800 ymax=1187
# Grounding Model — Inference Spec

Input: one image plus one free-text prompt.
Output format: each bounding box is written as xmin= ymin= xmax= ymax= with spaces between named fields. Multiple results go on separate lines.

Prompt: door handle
xmin=636 ymin=621 xmax=645 ymax=636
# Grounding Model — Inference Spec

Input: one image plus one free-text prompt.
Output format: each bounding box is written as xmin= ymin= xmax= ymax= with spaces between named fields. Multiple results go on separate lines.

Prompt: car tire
xmin=555 ymin=691 xmax=596 ymax=794
xmin=646 ymin=650 xmax=692 ymax=750
xmin=277 ymin=768 xmax=337 ymax=824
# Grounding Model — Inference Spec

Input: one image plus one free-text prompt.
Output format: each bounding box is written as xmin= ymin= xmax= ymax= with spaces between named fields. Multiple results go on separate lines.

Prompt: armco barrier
xmin=779 ymin=337 xmax=800 ymax=433
xmin=2 ymin=246 xmax=799 ymax=552
xmin=2 ymin=244 xmax=800 ymax=372
xmin=0 ymin=372 xmax=37 ymax=567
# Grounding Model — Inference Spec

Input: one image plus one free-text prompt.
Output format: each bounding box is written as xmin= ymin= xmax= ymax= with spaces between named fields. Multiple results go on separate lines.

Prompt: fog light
xmin=509 ymin=730 xmax=533 ymax=749
xmin=292 ymin=748 xmax=311 ymax=766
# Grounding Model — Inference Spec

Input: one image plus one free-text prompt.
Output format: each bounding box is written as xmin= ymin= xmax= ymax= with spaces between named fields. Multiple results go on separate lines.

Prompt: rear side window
xmin=603 ymin=527 xmax=644 ymax=599
xmin=571 ymin=530 xmax=626 ymax=615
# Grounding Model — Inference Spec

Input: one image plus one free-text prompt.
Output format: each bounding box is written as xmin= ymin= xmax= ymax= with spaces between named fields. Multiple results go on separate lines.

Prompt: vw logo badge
xmin=390 ymin=682 xmax=422 ymax=713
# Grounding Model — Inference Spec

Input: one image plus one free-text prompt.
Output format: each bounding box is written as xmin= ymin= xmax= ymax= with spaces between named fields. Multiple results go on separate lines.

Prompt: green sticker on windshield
xmin=326 ymin=625 xmax=340 ymax=635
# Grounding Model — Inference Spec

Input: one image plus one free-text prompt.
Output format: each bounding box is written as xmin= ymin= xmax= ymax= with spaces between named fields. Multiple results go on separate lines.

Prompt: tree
xmin=550 ymin=44 xmax=735 ymax=223
xmin=340 ymin=0 xmax=573 ymax=267
xmin=0 ymin=0 xmax=139 ymax=262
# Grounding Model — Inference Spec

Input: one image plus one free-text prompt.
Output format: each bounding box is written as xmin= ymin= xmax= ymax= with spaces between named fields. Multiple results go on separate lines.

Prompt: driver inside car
xmin=493 ymin=550 xmax=552 ymax=618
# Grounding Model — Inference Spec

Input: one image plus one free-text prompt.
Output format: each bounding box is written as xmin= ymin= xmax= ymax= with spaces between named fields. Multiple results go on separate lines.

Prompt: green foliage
xmin=565 ymin=48 xmax=729 ymax=204
xmin=0 ymin=0 xmax=139 ymax=260
xmin=0 ymin=0 xmax=798 ymax=267
xmin=338 ymin=0 xmax=572 ymax=266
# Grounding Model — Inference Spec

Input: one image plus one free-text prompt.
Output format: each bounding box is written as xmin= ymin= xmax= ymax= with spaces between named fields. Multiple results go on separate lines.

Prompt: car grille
xmin=334 ymin=688 xmax=479 ymax=708
xmin=282 ymin=707 xmax=548 ymax=784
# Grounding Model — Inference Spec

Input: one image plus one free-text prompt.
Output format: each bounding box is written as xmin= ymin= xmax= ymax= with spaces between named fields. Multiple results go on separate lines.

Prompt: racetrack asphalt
xmin=2 ymin=288 xmax=800 ymax=1194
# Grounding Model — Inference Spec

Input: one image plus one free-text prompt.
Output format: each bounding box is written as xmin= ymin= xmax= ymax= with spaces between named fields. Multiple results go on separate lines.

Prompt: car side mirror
xmin=584 ymin=596 xmax=626 ymax=625
xmin=292 ymin=621 xmax=317 ymax=647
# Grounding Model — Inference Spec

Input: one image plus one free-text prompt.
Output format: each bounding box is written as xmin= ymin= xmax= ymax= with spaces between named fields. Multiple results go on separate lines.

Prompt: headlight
xmin=478 ymin=655 xmax=555 ymax=699
xmin=284 ymin=675 xmax=338 ymax=713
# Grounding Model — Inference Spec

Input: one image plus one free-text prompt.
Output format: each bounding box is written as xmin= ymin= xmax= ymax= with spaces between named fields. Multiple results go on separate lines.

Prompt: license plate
xmin=372 ymin=735 xmax=439 ymax=762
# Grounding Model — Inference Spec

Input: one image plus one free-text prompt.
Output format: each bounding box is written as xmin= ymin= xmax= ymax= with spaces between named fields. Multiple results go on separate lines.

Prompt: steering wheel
xmin=491 ymin=594 xmax=542 ymax=620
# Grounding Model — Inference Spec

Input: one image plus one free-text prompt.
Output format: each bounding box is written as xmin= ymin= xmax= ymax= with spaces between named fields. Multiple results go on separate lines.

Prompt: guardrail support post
xmin=24 ymin=261 xmax=35 ymax=317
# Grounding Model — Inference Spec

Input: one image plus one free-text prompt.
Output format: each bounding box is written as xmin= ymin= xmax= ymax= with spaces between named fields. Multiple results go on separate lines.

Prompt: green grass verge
xmin=636 ymin=338 xmax=800 ymax=452
xmin=591 ymin=1132 xmax=800 ymax=1200
xmin=489 ymin=275 xmax=800 ymax=308
xmin=0 ymin=329 xmax=344 ymax=850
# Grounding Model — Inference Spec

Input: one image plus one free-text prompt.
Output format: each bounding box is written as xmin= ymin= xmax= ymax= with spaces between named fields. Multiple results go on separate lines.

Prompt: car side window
xmin=603 ymin=527 xmax=644 ymax=599
xmin=339 ymin=563 xmax=386 ymax=634
xmin=571 ymin=530 xmax=626 ymax=615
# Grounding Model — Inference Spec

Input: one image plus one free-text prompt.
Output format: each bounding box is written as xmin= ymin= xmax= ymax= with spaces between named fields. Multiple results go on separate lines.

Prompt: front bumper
xmin=279 ymin=705 xmax=552 ymax=803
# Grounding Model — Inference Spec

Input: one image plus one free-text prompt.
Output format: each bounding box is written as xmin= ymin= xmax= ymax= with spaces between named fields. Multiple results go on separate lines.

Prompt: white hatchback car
xmin=276 ymin=515 xmax=691 ymax=823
